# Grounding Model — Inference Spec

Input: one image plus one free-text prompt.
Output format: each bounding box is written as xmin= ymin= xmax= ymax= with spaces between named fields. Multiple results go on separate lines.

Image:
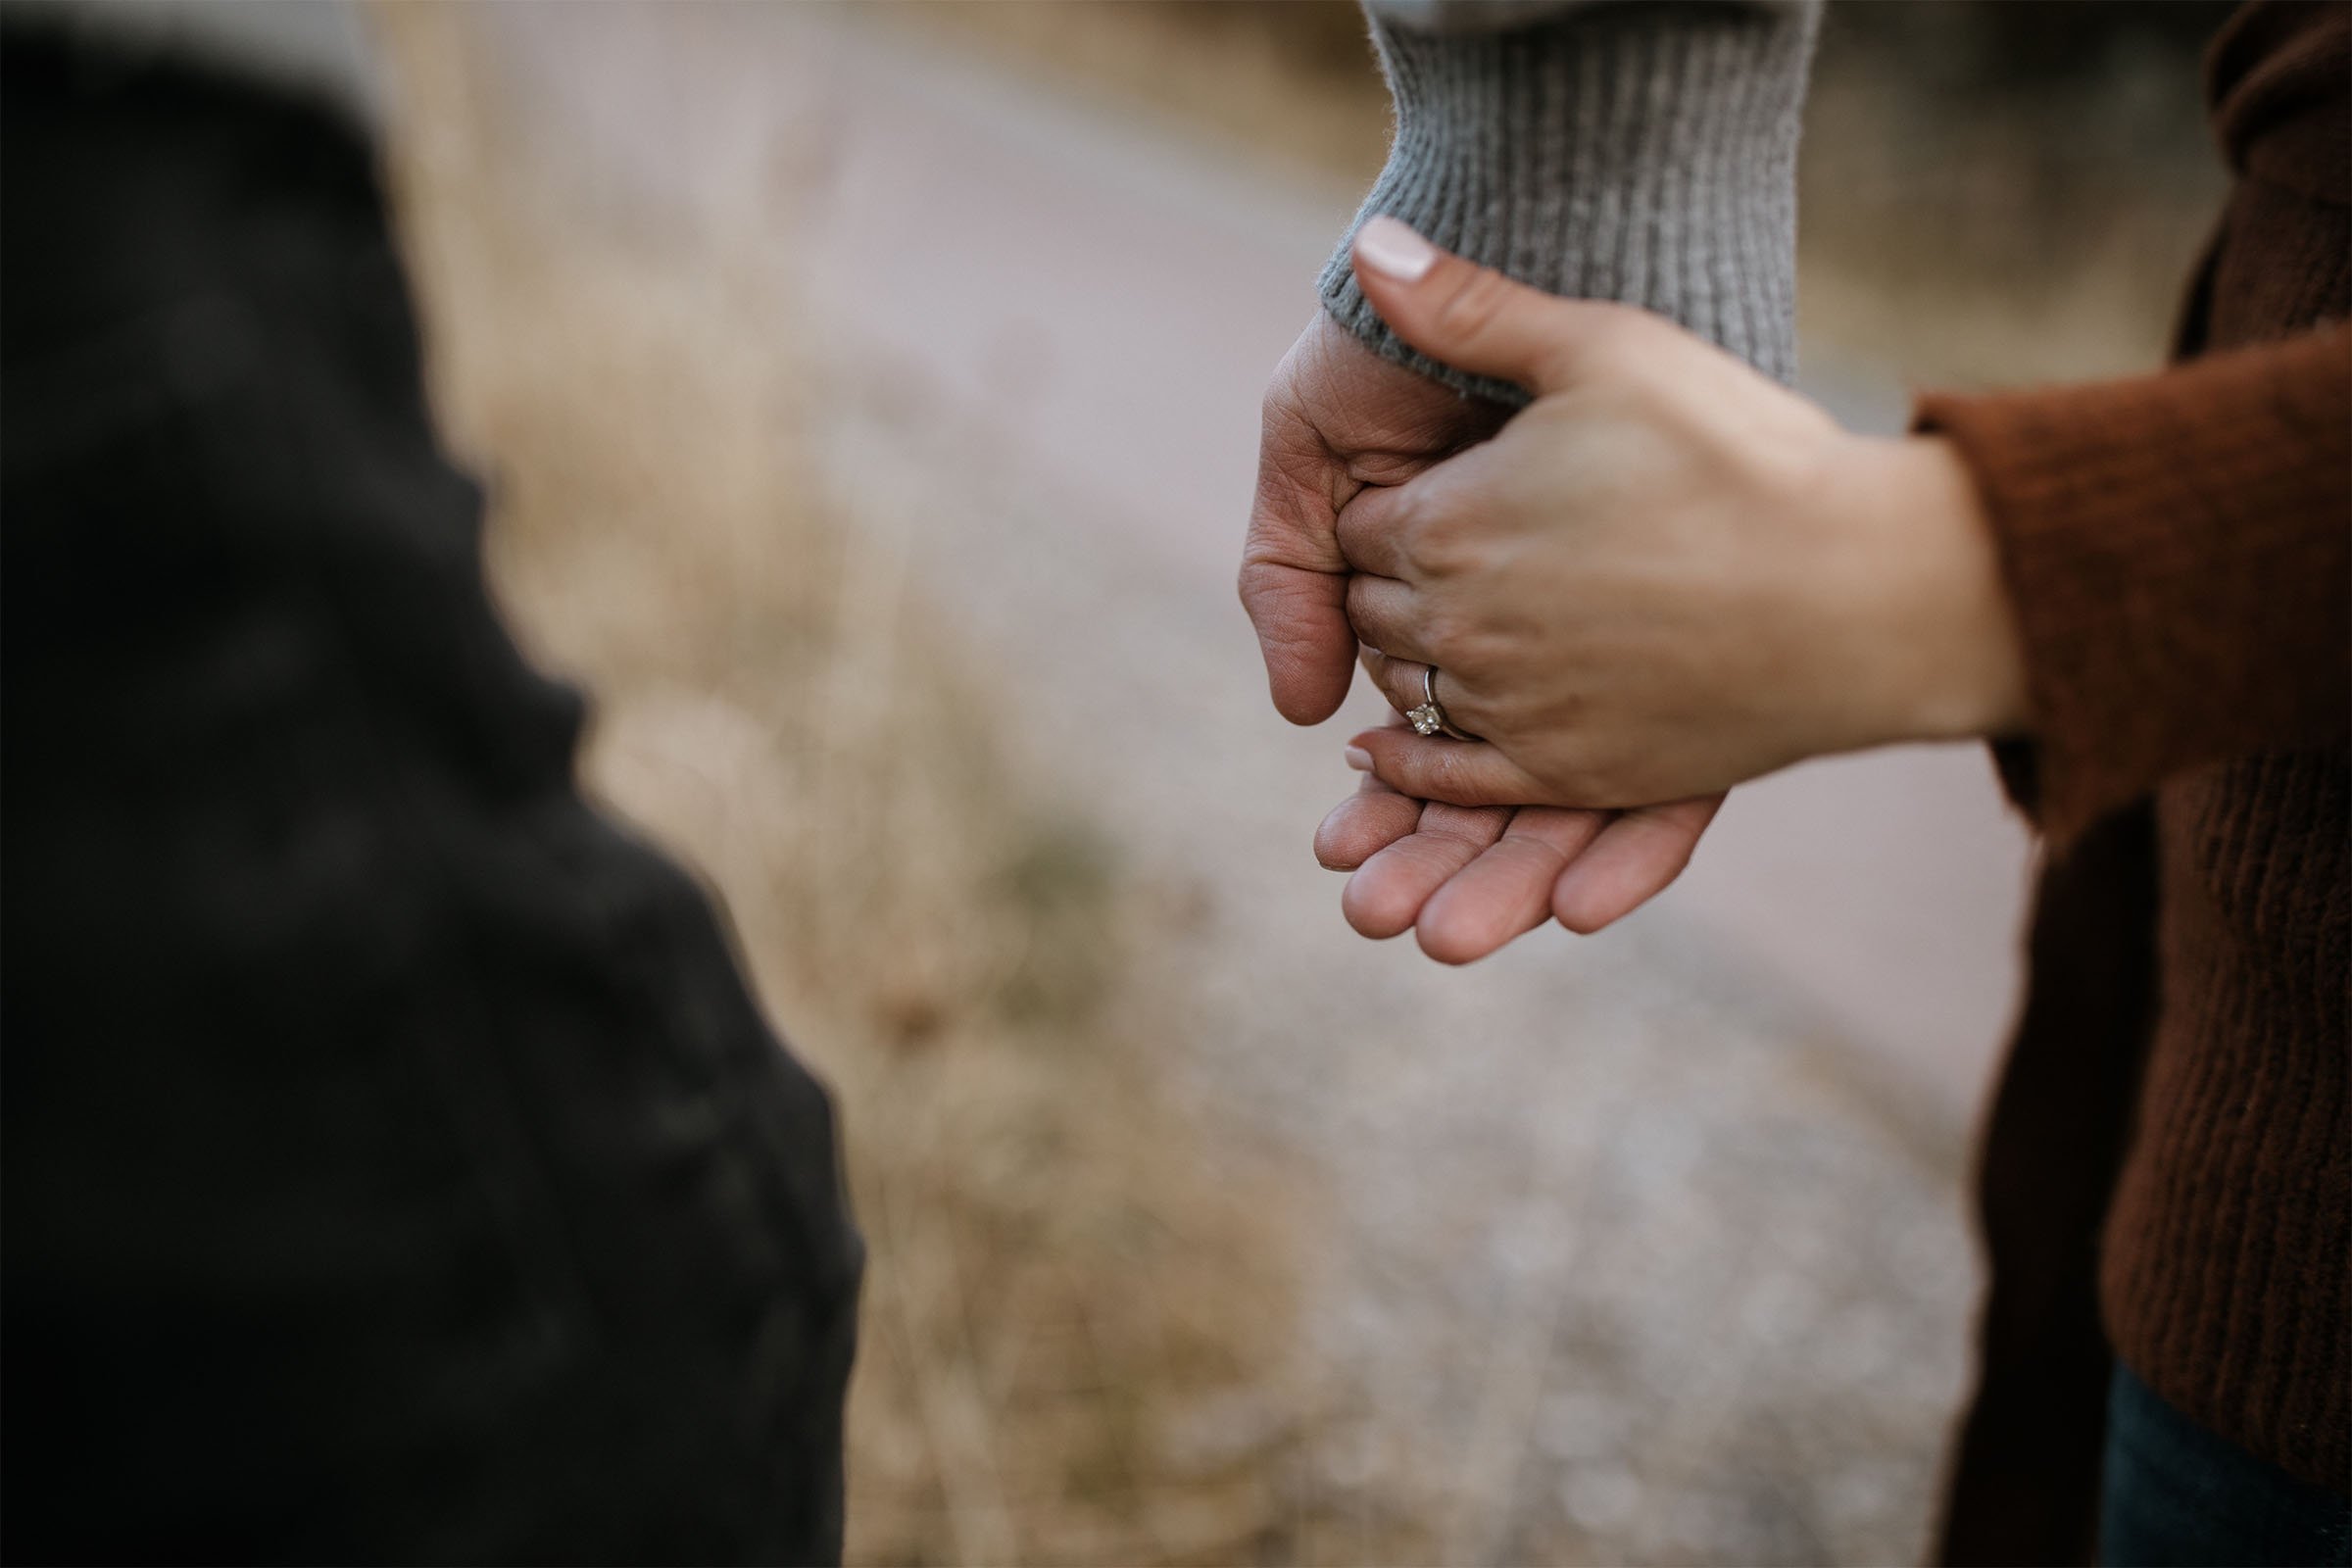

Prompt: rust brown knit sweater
xmin=1921 ymin=4 xmax=2351 ymax=1560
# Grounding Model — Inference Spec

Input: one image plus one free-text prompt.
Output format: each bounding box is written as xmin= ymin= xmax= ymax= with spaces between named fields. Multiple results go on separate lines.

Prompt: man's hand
xmin=1240 ymin=313 xmax=1505 ymax=725
xmin=1315 ymin=716 xmax=1723 ymax=963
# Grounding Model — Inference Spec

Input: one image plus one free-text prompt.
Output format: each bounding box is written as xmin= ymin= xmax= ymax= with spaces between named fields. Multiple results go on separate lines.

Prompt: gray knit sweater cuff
xmin=1322 ymin=1 xmax=1820 ymax=404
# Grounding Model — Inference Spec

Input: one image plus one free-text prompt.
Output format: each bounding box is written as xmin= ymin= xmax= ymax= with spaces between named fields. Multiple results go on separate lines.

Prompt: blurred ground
xmin=371 ymin=5 xmax=2223 ymax=1563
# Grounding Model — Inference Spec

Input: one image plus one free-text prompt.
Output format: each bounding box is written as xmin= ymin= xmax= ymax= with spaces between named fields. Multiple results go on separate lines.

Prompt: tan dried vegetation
xmin=369 ymin=10 xmax=1361 ymax=1564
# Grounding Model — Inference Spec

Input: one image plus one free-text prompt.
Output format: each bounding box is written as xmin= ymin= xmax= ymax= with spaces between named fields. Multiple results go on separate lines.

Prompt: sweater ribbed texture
xmin=1920 ymin=1 xmax=2350 ymax=1535
xmin=1922 ymin=329 xmax=2352 ymax=845
xmin=1920 ymin=326 xmax=2351 ymax=1499
xmin=2123 ymin=750 xmax=2348 ymax=1486
xmin=1322 ymin=1 xmax=1818 ymax=401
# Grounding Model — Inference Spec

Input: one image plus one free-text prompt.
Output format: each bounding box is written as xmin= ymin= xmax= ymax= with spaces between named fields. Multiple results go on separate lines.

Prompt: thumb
xmin=1350 ymin=216 xmax=1601 ymax=397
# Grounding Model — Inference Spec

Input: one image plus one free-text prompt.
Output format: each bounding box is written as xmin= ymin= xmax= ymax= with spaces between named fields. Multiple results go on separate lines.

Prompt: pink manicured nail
xmin=1344 ymin=745 xmax=1375 ymax=771
xmin=1354 ymin=216 xmax=1436 ymax=282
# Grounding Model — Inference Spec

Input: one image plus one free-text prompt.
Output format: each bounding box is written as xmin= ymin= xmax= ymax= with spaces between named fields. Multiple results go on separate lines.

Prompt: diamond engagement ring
xmin=1405 ymin=664 xmax=1473 ymax=740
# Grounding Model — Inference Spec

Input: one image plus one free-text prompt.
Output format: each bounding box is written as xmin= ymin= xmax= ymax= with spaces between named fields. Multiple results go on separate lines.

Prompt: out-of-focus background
xmin=369 ymin=4 xmax=2229 ymax=1562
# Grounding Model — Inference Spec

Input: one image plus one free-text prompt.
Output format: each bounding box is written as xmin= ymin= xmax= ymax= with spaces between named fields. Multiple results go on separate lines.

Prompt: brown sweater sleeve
xmin=1915 ymin=321 xmax=2352 ymax=845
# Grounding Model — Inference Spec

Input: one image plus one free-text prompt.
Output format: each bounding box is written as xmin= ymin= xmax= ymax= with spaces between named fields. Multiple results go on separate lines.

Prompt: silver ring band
xmin=1405 ymin=663 xmax=1476 ymax=741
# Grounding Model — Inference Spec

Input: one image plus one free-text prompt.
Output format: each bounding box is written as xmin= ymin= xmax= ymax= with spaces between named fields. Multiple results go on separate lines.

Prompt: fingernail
xmin=1344 ymin=745 xmax=1374 ymax=772
xmin=1354 ymin=216 xmax=1436 ymax=282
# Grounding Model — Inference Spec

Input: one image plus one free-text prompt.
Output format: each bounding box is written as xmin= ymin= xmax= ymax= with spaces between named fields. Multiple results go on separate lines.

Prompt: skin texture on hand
xmin=1242 ymin=310 xmax=1725 ymax=962
xmin=1315 ymin=722 xmax=1724 ymax=960
xmin=1240 ymin=313 xmax=1504 ymax=725
xmin=1336 ymin=220 xmax=2031 ymax=812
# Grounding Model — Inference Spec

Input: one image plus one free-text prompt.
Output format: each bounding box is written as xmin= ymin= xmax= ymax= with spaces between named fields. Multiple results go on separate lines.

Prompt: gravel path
xmin=453 ymin=9 xmax=2015 ymax=1560
xmin=815 ymin=379 xmax=1978 ymax=1563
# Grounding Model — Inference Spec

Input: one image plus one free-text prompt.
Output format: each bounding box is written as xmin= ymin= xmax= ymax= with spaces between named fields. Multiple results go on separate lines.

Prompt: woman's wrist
xmin=1838 ymin=432 xmax=2033 ymax=749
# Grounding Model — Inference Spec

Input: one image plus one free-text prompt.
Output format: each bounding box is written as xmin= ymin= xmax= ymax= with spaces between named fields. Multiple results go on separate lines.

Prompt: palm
xmin=1244 ymin=315 xmax=1721 ymax=962
xmin=1316 ymin=716 xmax=1724 ymax=963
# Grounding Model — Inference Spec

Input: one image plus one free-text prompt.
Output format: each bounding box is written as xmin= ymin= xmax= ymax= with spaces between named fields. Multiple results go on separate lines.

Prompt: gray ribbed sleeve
xmin=1322 ymin=0 xmax=1821 ymax=403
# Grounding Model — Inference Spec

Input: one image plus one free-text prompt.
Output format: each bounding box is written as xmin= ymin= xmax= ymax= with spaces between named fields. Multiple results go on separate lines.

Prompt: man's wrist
xmin=1323 ymin=1 xmax=1820 ymax=401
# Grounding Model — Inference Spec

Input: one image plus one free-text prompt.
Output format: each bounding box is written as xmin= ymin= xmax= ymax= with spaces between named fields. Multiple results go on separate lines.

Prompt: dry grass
xmin=369 ymin=11 xmax=1347 ymax=1563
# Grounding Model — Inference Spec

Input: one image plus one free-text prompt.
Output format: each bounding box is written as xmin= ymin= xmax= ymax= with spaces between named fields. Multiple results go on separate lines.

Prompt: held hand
xmin=1313 ymin=712 xmax=1723 ymax=963
xmin=1242 ymin=312 xmax=1579 ymax=956
xmin=1240 ymin=311 xmax=1507 ymax=724
xmin=1241 ymin=268 xmax=1729 ymax=955
xmin=1336 ymin=219 xmax=2032 ymax=809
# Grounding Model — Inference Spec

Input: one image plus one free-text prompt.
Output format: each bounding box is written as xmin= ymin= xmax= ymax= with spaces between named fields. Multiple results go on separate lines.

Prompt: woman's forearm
xmin=1917 ymin=322 xmax=2352 ymax=842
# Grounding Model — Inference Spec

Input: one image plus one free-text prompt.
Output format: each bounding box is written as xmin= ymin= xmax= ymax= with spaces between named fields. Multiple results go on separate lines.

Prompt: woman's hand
xmin=1245 ymin=302 xmax=1723 ymax=959
xmin=1335 ymin=218 xmax=2031 ymax=810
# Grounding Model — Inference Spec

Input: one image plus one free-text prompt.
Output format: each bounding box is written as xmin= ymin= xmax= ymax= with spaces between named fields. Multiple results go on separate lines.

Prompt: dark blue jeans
xmin=2101 ymin=1365 xmax=2352 ymax=1567
xmin=2 ymin=28 xmax=860 ymax=1564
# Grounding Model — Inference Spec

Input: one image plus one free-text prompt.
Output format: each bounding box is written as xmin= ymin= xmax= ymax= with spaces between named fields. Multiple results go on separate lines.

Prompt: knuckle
xmin=1401 ymin=531 xmax=1457 ymax=580
xmin=1440 ymin=617 xmax=1506 ymax=673
xmin=1381 ymin=484 xmax=1426 ymax=540
xmin=1420 ymin=610 xmax=1470 ymax=664
xmin=1400 ymin=500 xmax=1473 ymax=577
